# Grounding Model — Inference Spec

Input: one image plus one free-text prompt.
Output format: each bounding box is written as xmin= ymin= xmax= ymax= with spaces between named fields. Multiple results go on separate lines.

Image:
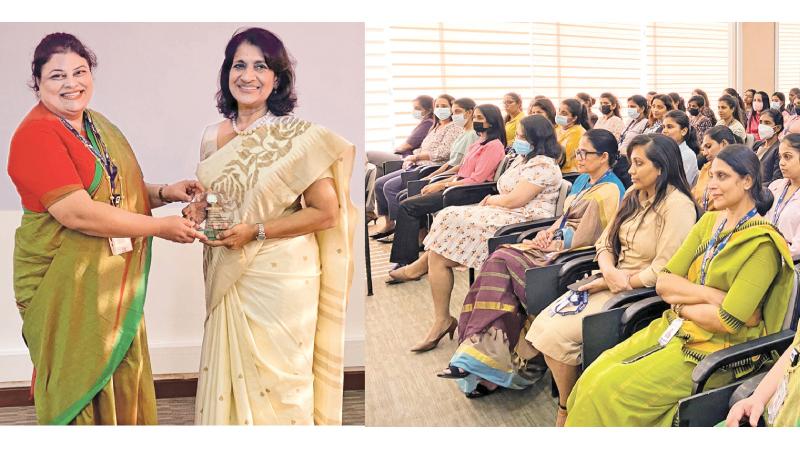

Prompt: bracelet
xmin=158 ymin=184 xmax=170 ymax=204
xmin=674 ymin=303 xmax=685 ymax=318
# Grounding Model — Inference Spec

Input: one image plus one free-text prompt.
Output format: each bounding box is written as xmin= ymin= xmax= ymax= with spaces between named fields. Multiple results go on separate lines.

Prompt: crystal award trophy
xmin=192 ymin=192 xmax=240 ymax=241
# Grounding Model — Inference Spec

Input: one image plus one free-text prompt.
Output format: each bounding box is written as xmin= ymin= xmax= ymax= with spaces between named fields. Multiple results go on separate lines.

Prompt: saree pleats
xmin=14 ymin=110 xmax=156 ymax=425
xmin=195 ymin=117 xmax=355 ymax=425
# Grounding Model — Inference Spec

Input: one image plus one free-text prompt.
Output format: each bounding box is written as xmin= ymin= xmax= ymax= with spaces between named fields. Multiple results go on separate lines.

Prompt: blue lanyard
xmin=771 ymin=180 xmax=798 ymax=225
xmin=702 ymin=186 xmax=710 ymax=211
xmin=557 ymin=169 xmax=613 ymax=231
xmin=699 ymin=208 xmax=758 ymax=285
xmin=552 ymin=290 xmax=589 ymax=316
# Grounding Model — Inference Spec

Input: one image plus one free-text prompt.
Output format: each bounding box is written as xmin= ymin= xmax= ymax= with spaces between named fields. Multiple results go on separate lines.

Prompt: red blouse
xmin=7 ymin=103 xmax=100 ymax=212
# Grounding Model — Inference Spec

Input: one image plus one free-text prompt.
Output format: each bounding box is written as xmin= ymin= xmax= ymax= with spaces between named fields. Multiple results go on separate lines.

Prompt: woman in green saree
xmin=7 ymin=33 xmax=205 ymax=425
xmin=566 ymin=144 xmax=795 ymax=426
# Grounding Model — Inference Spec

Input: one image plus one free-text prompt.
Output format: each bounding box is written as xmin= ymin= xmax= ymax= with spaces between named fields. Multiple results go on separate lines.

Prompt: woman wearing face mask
xmin=411 ymin=115 xmax=562 ymax=353
xmin=530 ymin=134 xmax=698 ymax=426
xmin=503 ymin=92 xmax=525 ymax=147
xmin=370 ymin=94 xmax=462 ymax=239
xmin=693 ymin=126 xmax=740 ymax=212
xmin=556 ymin=98 xmax=592 ymax=173
xmin=747 ymin=91 xmax=770 ymax=140
xmin=772 ymin=92 xmax=791 ymax=123
xmin=619 ymin=95 xmax=649 ymax=154
xmin=594 ymin=92 xmax=624 ymax=141
xmin=643 ymin=94 xmax=674 ymax=135
xmin=7 ymin=33 xmax=206 ymax=425
xmin=528 ymin=96 xmax=557 ymax=128
xmin=718 ymin=94 xmax=747 ymax=142
xmin=782 ymin=96 xmax=800 ymax=139
xmin=662 ymin=110 xmax=700 ymax=186
xmin=752 ymin=108 xmax=784 ymax=188
xmin=687 ymin=95 xmax=713 ymax=138
xmin=693 ymin=88 xmax=718 ymax=124
xmin=386 ymin=105 xmax=506 ymax=281
xmin=576 ymin=92 xmax=598 ymax=127
xmin=567 ymin=145 xmax=793 ymax=427
xmin=422 ymin=98 xmax=480 ymax=180
xmin=437 ymin=129 xmax=625 ymax=397
xmin=366 ymin=95 xmax=434 ymax=177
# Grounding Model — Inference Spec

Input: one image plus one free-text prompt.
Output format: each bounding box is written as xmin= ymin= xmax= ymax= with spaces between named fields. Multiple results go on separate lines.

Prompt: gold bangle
xmin=674 ymin=304 xmax=685 ymax=318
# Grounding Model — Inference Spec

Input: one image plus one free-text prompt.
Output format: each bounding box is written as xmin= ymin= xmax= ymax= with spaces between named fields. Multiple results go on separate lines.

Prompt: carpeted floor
xmin=366 ymin=238 xmax=558 ymax=427
xmin=0 ymin=390 xmax=364 ymax=425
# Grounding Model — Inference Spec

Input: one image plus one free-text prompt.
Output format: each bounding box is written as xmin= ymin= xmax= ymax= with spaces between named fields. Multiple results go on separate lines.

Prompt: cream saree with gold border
xmin=194 ymin=116 xmax=355 ymax=425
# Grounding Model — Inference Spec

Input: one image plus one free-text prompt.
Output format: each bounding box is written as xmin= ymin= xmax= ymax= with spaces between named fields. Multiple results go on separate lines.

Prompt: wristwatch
xmin=256 ymin=223 xmax=266 ymax=241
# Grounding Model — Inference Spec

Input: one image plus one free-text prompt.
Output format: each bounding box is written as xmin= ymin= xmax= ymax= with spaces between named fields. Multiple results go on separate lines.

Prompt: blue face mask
xmin=512 ymin=139 xmax=533 ymax=156
xmin=555 ymin=115 xmax=569 ymax=127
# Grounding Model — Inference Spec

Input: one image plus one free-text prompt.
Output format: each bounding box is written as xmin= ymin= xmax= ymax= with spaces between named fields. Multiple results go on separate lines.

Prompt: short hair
xmin=216 ymin=27 xmax=297 ymax=119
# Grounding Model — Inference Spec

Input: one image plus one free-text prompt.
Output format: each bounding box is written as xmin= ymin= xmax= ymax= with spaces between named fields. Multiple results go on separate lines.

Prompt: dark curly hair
xmin=30 ymin=32 xmax=97 ymax=93
xmin=216 ymin=27 xmax=297 ymax=118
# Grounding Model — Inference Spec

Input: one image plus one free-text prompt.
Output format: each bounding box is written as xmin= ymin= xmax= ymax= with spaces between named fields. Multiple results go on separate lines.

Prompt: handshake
xmin=155 ymin=180 xmax=246 ymax=249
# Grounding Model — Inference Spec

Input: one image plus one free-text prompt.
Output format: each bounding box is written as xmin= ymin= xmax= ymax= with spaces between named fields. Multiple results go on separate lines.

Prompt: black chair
xmin=562 ymin=172 xmax=581 ymax=184
xmin=382 ymin=159 xmax=404 ymax=176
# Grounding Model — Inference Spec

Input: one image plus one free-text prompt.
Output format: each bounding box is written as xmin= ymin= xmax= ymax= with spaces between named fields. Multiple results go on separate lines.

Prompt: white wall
xmin=0 ymin=23 xmax=365 ymax=382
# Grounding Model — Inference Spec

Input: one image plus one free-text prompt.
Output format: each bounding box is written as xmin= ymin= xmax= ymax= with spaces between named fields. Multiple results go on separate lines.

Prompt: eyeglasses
xmin=576 ymin=149 xmax=601 ymax=160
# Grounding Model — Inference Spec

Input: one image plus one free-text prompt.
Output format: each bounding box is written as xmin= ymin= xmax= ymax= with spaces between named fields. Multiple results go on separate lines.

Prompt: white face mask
xmin=753 ymin=100 xmax=763 ymax=112
xmin=626 ymin=107 xmax=640 ymax=119
xmin=434 ymin=107 xmax=452 ymax=120
xmin=412 ymin=110 xmax=424 ymax=120
xmin=758 ymin=123 xmax=776 ymax=140
xmin=452 ymin=113 xmax=466 ymax=127
xmin=771 ymin=101 xmax=783 ymax=110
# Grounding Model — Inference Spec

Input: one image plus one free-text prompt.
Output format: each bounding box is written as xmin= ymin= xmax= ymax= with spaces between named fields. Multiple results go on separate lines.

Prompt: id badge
xmin=766 ymin=374 xmax=789 ymax=426
xmin=109 ymin=237 xmax=133 ymax=255
xmin=658 ymin=318 xmax=684 ymax=347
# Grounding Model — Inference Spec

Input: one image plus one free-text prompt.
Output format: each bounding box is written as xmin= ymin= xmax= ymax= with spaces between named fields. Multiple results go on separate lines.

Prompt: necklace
xmin=232 ymin=111 xmax=274 ymax=135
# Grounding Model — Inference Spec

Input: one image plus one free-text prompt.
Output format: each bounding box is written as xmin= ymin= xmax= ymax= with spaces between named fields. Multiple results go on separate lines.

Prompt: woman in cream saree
xmin=194 ymin=114 xmax=355 ymax=425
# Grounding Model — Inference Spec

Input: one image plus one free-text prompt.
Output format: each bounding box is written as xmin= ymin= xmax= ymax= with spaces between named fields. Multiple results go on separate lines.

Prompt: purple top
xmin=405 ymin=116 xmax=434 ymax=150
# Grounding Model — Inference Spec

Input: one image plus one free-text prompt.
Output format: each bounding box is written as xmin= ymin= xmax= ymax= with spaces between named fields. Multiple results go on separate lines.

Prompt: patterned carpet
xmin=366 ymin=237 xmax=558 ymax=427
xmin=0 ymin=390 xmax=364 ymax=425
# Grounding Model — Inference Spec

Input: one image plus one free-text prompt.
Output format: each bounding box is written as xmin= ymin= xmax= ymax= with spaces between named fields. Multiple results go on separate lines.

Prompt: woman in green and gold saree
xmin=7 ymin=33 xmax=205 ymax=425
xmin=190 ymin=28 xmax=356 ymax=425
xmin=566 ymin=144 xmax=795 ymax=426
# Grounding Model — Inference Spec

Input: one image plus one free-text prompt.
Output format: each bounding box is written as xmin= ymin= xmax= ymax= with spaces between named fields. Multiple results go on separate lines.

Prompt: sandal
xmin=436 ymin=365 xmax=469 ymax=379
xmin=386 ymin=266 xmax=423 ymax=285
xmin=465 ymin=383 xmax=499 ymax=399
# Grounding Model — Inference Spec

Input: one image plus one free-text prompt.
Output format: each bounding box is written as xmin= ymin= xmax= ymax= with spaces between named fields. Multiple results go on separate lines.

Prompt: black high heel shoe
xmin=409 ymin=318 xmax=457 ymax=353
xmin=369 ymin=229 xmax=394 ymax=240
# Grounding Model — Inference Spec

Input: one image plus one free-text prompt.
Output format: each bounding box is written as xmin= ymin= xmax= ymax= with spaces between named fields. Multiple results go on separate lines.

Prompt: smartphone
xmin=566 ymin=273 xmax=603 ymax=292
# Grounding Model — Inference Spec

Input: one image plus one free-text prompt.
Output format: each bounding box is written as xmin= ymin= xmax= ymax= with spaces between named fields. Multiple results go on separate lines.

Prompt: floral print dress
xmin=423 ymin=155 xmax=562 ymax=269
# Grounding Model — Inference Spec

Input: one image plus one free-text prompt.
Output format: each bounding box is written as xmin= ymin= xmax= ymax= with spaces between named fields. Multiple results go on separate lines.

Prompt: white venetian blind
xmin=777 ymin=23 xmax=800 ymax=95
xmin=367 ymin=23 xmax=734 ymax=152
xmin=645 ymin=23 xmax=733 ymax=101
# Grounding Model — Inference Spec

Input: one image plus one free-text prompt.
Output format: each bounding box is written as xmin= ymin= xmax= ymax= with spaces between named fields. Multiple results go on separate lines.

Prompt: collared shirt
xmin=596 ymin=185 xmax=697 ymax=287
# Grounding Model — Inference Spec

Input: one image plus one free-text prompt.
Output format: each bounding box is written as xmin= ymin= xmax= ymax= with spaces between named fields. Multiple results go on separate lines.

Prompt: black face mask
xmin=473 ymin=121 xmax=487 ymax=133
xmin=688 ymin=108 xmax=700 ymax=117
xmin=600 ymin=105 xmax=612 ymax=115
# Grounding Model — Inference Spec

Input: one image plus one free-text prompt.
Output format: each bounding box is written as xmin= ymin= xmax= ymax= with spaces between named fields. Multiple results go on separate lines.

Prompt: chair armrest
xmin=557 ymin=253 xmax=599 ymax=292
xmin=619 ymin=296 xmax=669 ymax=338
xmin=518 ymin=226 xmax=556 ymax=242
xmin=729 ymin=372 xmax=768 ymax=407
xmin=562 ymin=172 xmax=581 ymax=184
xmin=418 ymin=164 xmax=443 ymax=178
xmin=602 ymin=288 xmax=658 ymax=311
xmin=383 ymin=160 xmax=404 ymax=175
xmin=553 ymin=248 xmax=596 ymax=265
xmin=582 ymin=307 xmax=628 ymax=371
xmin=487 ymin=218 xmax=560 ymax=254
xmin=524 ymin=263 xmax=566 ymax=315
xmin=488 ymin=234 xmax=521 ymax=254
xmin=442 ymin=182 xmax=498 ymax=207
xmin=407 ymin=179 xmax=431 ymax=197
xmin=400 ymin=167 xmax=422 ymax=185
xmin=691 ymin=329 xmax=796 ymax=395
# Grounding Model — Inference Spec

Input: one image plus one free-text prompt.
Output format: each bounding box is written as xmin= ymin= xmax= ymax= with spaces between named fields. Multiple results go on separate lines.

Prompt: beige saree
xmin=194 ymin=116 xmax=356 ymax=425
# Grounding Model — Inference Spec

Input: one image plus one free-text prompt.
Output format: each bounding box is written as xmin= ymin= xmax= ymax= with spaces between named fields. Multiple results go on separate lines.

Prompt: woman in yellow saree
xmin=190 ymin=28 xmax=356 ymax=425
xmin=8 ymin=33 xmax=204 ymax=425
